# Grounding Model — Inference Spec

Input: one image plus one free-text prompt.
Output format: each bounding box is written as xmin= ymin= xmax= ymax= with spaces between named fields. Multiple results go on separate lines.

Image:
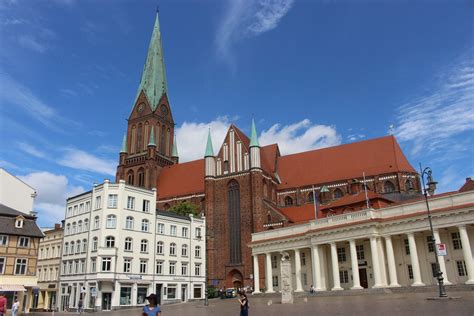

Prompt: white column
xmin=384 ymin=236 xmax=400 ymax=287
xmin=319 ymin=246 xmax=328 ymax=289
xmin=311 ymin=245 xmax=323 ymax=291
xmin=330 ymin=243 xmax=343 ymax=290
xmin=370 ymin=236 xmax=383 ymax=288
xmin=432 ymin=230 xmax=451 ymax=285
xmin=294 ymin=249 xmax=303 ymax=292
xmin=377 ymin=238 xmax=388 ymax=286
xmin=407 ymin=232 xmax=424 ymax=286
xmin=265 ymin=253 xmax=275 ymax=293
xmin=458 ymin=226 xmax=474 ymax=284
xmin=349 ymin=240 xmax=362 ymax=289
xmin=253 ymin=255 xmax=260 ymax=293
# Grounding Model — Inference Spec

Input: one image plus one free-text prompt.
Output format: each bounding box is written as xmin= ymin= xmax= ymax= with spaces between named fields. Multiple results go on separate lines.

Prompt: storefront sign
xmin=128 ymin=275 xmax=143 ymax=280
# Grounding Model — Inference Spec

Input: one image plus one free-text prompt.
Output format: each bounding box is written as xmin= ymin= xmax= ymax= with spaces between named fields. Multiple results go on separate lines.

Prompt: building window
xmin=15 ymin=218 xmax=23 ymax=228
xmin=120 ymin=287 xmax=132 ymax=305
xmin=271 ymin=255 xmax=278 ymax=269
xmin=307 ymin=192 xmax=314 ymax=203
xmin=124 ymin=237 xmax=133 ymax=251
xmin=170 ymin=243 xmax=176 ymax=256
xmin=404 ymin=239 xmax=410 ymax=255
xmin=407 ymin=265 xmax=413 ymax=279
xmin=95 ymin=196 xmax=102 ymax=209
xmin=18 ymin=237 xmax=30 ymax=248
xmin=0 ymin=235 xmax=7 ymax=246
xmin=127 ymin=171 xmax=135 ymax=185
xmin=170 ymin=225 xmax=177 ymax=236
xmin=106 ymin=215 xmax=117 ymax=228
xmin=333 ymin=188 xmax=344 ymax=199
xmin=301 ymin=252 xmax=306 ymax=266
xmin=108 ymin=194 xmax=118 ymax=208
xmin=105 ymin=236 xmax=115 ymax=248
xmin=102 ymin=257 xmax=112 ymax=271
xmin=84 ymin=219 xmax=89 ymax=230
xmin=405 ymin=179 xmax=414 ymax=191
xmin=125 ymin=216 xmax=134 ymax=230
xmin=76 ymin=240 xmax=81 ymax=253
xmin=66 ymin=223 xmax=71 ymax=235
xmin=303 ymin=273 xmax=308 ymax=286
xmin=157 ymin=223 xmax=165 ymax=234
xmin=356 ymin=245 xmax=365 ymax=260
xmin=223 ymin=160 xmax=229 ymax=173
xmin=339 ymin=270 xmax=349 ymax=283
xmin=78 ymin=220 xmax=83 ymax=233
xmin=284 ymin=196 xmax=293 ymax=206
xmin=452 ymin=232 xmax=462 ymax=249
xmin=143 ymin=200 xmax=150 ymax=213
xmin=272 ymin=276 xmax=278 ymax=287
xmin=337 ymin=247 xmax=346 ymax=263
xmin=127 ymin=196 xmax=135 ymax=210
xmin=195 ymin=264 xmax=201 ymax=276
xmin=384 ymin=181 xmax=395 ymax=193
xmin=63 ymin=242 xmax=68 ymax=255
xmin=431 ymin=263 xmax=438 ymax=278
xmin=195 ymin=246 xmax=201 ymax=258
xmin=141 ymin=219 xmax=149 ymax=232
xmin=139 ymin=260 xmax=147 ymax=274
xmin=195 ymin=227 xmax=202 ymax=239
xmin=156 ymin=261 xmax=163 ymax=274
xmin=85 ymin=201 xmax=91 ymax=212
xmin=228 ymin=180 xmax=242 ymax=264
xmin=0 ymin=257 xmax=5 ymax=274
xmin=15 ymin=258 xmax=27 ymax=275
xmin=82 ymin=239 xmax=87 ymax=252
xmin=193 ymin=286 xmax=202 ymax=299
xmin=70 ymin=242 xmax=75 ymax=255
xmin=427 ymin=236 xmax=435 ymax=253
xmin=182 ymin=227 xmax=188 ymax=238
xmin=456 ymin=260 xmax=467 ymax=276
xmin=90 ymin=258 xmax=96 ymax=273
xmin=137 ymin=287 xmax=147 ymax=305
xmin=92 ymin=237 xmax=98 ymax=251
xmin=157 ymin=241 xmax=164 ymax=254
xmin=72 ymin=222 xmax=77 ymax=234
xmin=94 ymin=216 xmax=100 ymax=229
xmin=181 ymin=263 xmax=188 ymax=276
xmin=169 ymin=262 xmax=176 ymax=275
xmin=138 ymin=169 xmax=145 ymax=187
xmin=79 ymin=203 xmax=84 ymax=213
xmin=167 ymin=285 xmax=177 ymax=299
xmin=182 ymin=244 xmax=188 ymax=257
xmin=140 ymin=239 xmax=148 ymax=253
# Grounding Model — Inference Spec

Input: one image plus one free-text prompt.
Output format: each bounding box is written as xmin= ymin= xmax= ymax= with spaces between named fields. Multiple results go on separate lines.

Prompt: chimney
xmin=54 ymin=223 xmax=61 ymax=230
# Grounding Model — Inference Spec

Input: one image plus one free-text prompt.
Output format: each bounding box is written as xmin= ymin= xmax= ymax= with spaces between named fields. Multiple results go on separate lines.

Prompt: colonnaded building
xmin=114 ymin=12 xmax=473 ymax=291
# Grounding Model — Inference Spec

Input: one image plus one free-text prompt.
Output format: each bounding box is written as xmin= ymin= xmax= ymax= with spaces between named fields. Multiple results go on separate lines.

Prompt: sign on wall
xmin=436 ymin=243 xmax=447 ymax=256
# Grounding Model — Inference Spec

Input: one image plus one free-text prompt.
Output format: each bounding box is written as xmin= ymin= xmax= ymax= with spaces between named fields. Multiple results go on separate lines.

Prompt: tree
xmin=168 ymin=201 xmax=200 ymax=217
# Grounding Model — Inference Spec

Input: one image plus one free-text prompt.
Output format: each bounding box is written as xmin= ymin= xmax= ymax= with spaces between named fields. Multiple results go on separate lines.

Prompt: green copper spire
xmin=120 ymin=134 xmax=127 ymax=153
xmin=148 ymin=126 xmax=156 ymax=146
xmin=250 ymin=119 xmax=260 ymax=147
xmin=204 ymin=129 xmax=214 ymax=157
xmin=172 ymin=134 xmax=178 ymax=157
xmin=135 ymin=12 xmax=168 ymax=110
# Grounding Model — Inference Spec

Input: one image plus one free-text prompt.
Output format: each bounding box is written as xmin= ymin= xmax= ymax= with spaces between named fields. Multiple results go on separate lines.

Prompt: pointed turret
xmin=120 ymin=134 xmax=128 ymax=153
xmin=204 ymin=129 xmax=216 ymax=178
xmin=250 ymin=119 xmax=260 ymax=148
xmin=148 ymin=126 xmax=156 ymax=147
xmin=249 ymin=119 xmax=261 ymax=170
xmin=171 ymin=134 xmax=179 ymax=163
xmin=135 ymin=12 xmax=168 ymax=110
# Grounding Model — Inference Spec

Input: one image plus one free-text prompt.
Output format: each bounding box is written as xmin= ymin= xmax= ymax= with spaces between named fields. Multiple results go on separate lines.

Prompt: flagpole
xmin=363 ymin=172 xmax=370 ymax=209
xmin=312 ymin=185 xmax=318 ymax=221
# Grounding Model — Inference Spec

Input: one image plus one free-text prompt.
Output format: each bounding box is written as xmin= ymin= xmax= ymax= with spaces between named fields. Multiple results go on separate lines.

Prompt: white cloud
xmin=18 ymin=142 xmax=47 ymax=158
xmin=18 ymin=35 xmax=48 ymax=53
xmin=58 ymin=148 xmax=116 ymax=176
xmin=176 ymin=116 xmax=231 ymax=162
xmin=216 ymin=0 xmax=295 ymax=63
xmin=394 ymin=56 xmax=474 ymax=158
xmin=18 ymin=171 xmax=84 ymax=222
xmin=259 ymin=119 xmax=341 ymax=155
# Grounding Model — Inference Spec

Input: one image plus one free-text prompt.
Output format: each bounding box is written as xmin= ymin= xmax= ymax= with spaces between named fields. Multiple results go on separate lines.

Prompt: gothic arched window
xmin=384 ymin=181 xmax=396 ymax=193
xmin=127 ymin=170 xmax=135 ymax=185
xmin=228 ymin=180 xmax=241 ymax=264
xmin=333 ymin=188 xmax=344 ymax=199
xmin=284 ymin=196 xmax=293 ymax=206
xmin=405 ymin=179 xmax=414 ymax=191
xmin=136 ymin=123 xmax=143 ymax=153
xmin=307 ymin=192 xmax=314 ymax=203
xmin=160 ymin=124 xmax=166 ymax=155
xmin=138 ymin=168 xmax=145 ymax=187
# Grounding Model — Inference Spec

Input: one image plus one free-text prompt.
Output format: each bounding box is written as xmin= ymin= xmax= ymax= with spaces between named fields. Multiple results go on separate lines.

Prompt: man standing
xmin=0 ymin=292 xmax=7 ymax=316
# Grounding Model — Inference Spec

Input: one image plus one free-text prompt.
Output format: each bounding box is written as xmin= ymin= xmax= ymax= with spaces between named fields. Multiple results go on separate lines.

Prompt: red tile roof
xmin=459 ymin=178 xmax=474 ymax=192
xmin=261 ymin=143 xmax=279 ymax=174
xmin=156 ymin=159 xmax=204 ymax=199
xmin=319 ymin=191 xmax=392 ymax=211
xmin=277 ymin=135 xmax=416 ymax=189
xmin=279 ymin=203 xmax=318 ymax=223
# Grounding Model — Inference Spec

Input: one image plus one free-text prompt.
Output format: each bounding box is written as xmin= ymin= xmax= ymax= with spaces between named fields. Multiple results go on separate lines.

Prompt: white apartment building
xmin=59 ymin=180 xmax=206 ymax=311
xmin=0 ymin=168 xmax=36 ymax=215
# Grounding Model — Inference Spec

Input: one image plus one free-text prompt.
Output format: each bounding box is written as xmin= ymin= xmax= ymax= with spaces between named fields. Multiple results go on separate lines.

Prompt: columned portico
xmin=294 ymin=249 xmax=304 ymax=292
xmin=458 ymin=226 xmax=474 ymax=284
xmin=265 ymin=253 xmax=275 ymax=293
xmin=370 ymin=236 xmax=383 ymax=288
xmin=253 ymin=255 xmax=260 ymax=293
xmin=311 ymin=245 xmax=324 ymax=291
xmin=432 ymin=229 xmax=450 ymax=285
xmin=407 ymin=232 xmax=424 ymax=286
xmin=384 ymin=236 xmax=400 ymax=287
xmin=330 ymin=243 xmax=343 ymax=290
xmin=349 ymin=240 xmax=362 ymax=289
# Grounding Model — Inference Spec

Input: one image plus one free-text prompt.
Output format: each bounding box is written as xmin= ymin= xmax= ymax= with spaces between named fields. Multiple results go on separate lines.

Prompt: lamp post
xmin=419 ymin=164 xmax=447 ymax=298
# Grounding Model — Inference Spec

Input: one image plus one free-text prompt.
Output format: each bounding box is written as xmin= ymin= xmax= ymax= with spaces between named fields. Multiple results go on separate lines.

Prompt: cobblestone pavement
xmin=28 ymin=291 xmax=474 ymax=316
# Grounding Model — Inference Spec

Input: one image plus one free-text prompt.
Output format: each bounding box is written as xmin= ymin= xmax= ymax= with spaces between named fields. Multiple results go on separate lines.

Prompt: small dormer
xmin=15 ymin=215 xmax=25 ymax=228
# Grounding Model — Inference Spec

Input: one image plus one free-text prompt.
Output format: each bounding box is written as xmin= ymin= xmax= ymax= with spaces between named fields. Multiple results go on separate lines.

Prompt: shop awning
xmin=0 ymin=285 xmax=26 ymax=292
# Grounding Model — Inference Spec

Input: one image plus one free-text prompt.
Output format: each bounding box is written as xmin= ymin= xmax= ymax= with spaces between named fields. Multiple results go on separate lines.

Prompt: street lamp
xmin=419 ymin=164 xmax=447 ymax=298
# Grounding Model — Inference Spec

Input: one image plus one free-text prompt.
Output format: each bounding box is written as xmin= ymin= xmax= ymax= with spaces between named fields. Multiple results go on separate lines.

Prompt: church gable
xmin=215 ymin=125 xmax=251 ymax=176
xmin=128 ymin=90 xmax=153 ymax=121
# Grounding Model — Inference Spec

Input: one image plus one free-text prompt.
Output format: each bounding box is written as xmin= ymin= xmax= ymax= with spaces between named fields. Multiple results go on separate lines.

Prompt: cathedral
xmin=115 ymin=13 xmax=421 ymax=290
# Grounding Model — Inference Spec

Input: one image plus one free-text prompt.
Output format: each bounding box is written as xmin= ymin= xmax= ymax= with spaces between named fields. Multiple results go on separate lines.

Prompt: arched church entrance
xmin=227 ymin=269 xmax=243 ymax=289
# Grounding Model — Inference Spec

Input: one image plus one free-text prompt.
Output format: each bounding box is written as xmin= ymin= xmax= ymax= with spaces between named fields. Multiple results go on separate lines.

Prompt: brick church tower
xmin=116 ymin=12 xmax=178 ymax=189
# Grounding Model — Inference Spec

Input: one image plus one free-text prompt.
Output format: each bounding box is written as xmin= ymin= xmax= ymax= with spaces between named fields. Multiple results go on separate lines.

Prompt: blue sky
xmin=0 ymin=0 xmax=473 ymax=226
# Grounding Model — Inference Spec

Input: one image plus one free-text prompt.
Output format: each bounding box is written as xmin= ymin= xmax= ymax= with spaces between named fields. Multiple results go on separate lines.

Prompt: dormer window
xmin=15 ymin=217 xmax=24 ymax=228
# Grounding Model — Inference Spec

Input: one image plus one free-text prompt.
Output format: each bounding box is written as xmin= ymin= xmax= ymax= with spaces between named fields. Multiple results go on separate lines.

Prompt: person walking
xmin=310 ymin=285 xmax=315 ymax=296
xmin=12 ymin=299 xmax=19 ymax=316
xmin=0 ymin=293 xmax=7 ymax=316
xmin=142 ymin=294 xmax=161 ymax=316
xmin=238 ymin=292 xmax=249 ymax=316
xmin=77 ymin=299 xmax=83 ymax=315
